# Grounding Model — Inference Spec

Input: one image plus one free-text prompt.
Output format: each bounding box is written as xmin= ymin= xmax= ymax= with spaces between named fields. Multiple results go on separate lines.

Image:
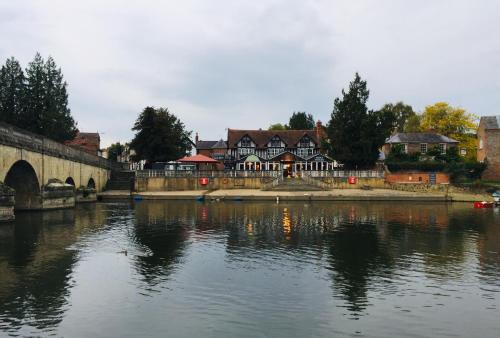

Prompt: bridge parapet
xmin=0 ymin=122 xmax=124 ymax=170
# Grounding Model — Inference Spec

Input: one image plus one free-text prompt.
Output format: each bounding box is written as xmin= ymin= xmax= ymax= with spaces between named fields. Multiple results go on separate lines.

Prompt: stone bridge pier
xmin=0 ymin=122 xmax=120 ymax=221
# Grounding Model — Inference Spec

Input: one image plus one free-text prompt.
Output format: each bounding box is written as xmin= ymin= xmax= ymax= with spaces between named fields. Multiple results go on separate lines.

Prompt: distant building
xmin=226 ymin=122 xmax=337 ymax=175
xmin=383 ymin=133 xmax=459 ymax=156
xmin=64 ymin=132 xmax=101 ymax=155
xmin=477 ymin=116 xmax=500 ymax=180
xmin=195 ymin=134 xmax=228 ymax=170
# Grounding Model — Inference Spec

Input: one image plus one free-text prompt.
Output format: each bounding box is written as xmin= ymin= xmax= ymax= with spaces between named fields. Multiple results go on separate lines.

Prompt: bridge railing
xmin=0 ymin=122 xmax=123 ymax=170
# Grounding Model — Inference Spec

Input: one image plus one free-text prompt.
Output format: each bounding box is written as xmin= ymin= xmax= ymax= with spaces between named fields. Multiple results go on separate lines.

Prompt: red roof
xmin=177 ymin=154 xmax=220 ymax=163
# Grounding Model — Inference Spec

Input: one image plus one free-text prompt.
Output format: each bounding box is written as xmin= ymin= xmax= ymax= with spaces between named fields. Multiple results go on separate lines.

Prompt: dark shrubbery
xmin=386 ymin=145 xmax=487 ymax=183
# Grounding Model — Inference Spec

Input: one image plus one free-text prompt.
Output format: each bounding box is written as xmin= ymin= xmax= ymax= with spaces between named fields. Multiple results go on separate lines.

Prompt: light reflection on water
xmin=0 ymin=201 xmax=499 ymax=337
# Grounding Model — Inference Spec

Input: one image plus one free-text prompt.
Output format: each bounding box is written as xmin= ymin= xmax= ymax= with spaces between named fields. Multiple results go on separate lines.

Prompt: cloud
xmin=1 ymin=0 xmax=499 ymax=146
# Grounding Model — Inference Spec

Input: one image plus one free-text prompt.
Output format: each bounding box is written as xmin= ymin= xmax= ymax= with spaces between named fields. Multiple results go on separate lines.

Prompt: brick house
xmin=64 ymin=132 xmax=100 ymax=155
xmin=383 ymin=133 xmax=459 ymax=156
xmin=195 ymin=134 xmax=227 ymax=170
xmin=477 ymin=116 xmax=500 ymax=180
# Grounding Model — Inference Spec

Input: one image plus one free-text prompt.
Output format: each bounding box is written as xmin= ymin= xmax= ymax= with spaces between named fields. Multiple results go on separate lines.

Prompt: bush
xmin=386 ymin=161 xmax=445 ymax=172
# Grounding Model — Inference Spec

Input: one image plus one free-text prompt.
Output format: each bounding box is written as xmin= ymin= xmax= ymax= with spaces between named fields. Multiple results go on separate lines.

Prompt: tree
xmin=268 ymin=123 xmax=287 ymax=131
xmin=380 ymin=102 xmax=415 ymax=132
xmin=23 ymin=53 xmax=77 ymax=141
xmin=326 ymin=73 xmax=395 ymax=169
xmin=420 ymin=102 xmax=478 ymax=160
xmin=0 ymin=57 xmax=25 ymax=125
xmin=107 ymin=142 xmax=125 ymax=162
xmin=288 ymin=111 xmax=315 ymax=130
xmin=403 ymin=114 xmax=422 ymax=132
xmin=130 ymin=107 xmax=192 ymax=162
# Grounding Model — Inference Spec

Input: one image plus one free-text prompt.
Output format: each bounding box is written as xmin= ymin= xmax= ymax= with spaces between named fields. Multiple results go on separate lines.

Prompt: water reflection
xmin=0 ymin=201 xmax=499 ymax=337
xmin=0 ymin=204 xmax=108 ymax=335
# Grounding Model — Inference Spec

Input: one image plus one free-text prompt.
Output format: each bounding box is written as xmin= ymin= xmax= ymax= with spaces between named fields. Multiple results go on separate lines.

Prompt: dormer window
xmin=298 ymin=136 xmax=312 ymax=148
xmin=240 ymin=136 xmax=253 ymax=148
xmin=269 ymin=136 xmax=282 ymax=147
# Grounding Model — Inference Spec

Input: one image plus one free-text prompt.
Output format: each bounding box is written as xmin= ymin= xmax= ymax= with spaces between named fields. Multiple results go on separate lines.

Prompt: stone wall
xmin=135 ymin=176 xmax=267 ymax=192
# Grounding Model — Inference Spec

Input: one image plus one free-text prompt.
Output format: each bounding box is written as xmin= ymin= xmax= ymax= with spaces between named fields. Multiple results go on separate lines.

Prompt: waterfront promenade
xmin=101 ymin=188 xmax=494 ymax=202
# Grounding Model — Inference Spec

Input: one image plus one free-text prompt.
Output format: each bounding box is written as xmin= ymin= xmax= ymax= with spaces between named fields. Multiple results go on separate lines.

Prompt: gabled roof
xmin=227 ymin=129 xmax=322 ymax=148
xmin=386 ymin=133 xmax=459 ymax=144
xmin=211 ymin=139 xmax=227 ymax=149
xmin=196 ymin=140 xmax=217 ymax=150
xmin=481 ymin=116 xmax=500 ymax=130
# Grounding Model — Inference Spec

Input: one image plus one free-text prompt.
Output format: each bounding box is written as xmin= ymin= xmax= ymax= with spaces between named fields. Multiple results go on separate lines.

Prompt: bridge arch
xmin=87 ymin=177 xmax=96 ymax=189
xmin=65 ymin=177 xmax=76 ymax=186
xmin=4 ymin=160 xmax=42 ymax=210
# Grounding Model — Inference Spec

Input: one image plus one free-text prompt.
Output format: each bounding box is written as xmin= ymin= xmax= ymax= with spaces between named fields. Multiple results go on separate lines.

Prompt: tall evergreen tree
xmin=130 ymin=107 xmax=192 ymax=162
xmin=288 ymin=111 xmax=315 ymax=130
xmin=0 ymin=57 xmax=26 ymax=125
xmin=23 ymin=53 xmax=77 ymax=141
xmin=326 ymin=73 xmax=395 ymax=169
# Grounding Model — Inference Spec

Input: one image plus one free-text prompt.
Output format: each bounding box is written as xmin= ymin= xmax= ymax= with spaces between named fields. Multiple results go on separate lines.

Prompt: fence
xmin=136 ymin=169 xmax=385 ymax=179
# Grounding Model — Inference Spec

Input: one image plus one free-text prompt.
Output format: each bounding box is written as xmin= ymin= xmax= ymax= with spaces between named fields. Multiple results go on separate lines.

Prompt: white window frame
xmin=479 ymin=138 xmax=484 ymax=150
xmin=420 ymin=143 xmax=427 ymax=154
xmin=403 ymin=143 xmax=408 ymax=154
xmin=438 ymin=143 xmax=446 ymax=154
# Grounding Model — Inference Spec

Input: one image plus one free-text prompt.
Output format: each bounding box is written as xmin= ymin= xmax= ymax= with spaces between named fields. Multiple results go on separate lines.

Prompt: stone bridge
xmin=0 ymin=122 xmax=120 ymax=220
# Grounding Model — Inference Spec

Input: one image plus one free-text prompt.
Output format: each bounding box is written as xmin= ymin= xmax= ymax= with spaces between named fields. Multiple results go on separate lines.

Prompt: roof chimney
xmin=316 ymin=120 xmax=322 ymax=143
xmin=195 ymin=132 xmax=199 ymax=144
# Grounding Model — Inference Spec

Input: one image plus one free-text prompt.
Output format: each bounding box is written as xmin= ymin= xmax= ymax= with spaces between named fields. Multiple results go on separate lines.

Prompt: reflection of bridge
xmin=0 ymin=122 xmax=117 ymax=218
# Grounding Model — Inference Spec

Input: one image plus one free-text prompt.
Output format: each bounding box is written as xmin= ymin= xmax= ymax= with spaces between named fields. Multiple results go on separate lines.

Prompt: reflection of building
xmin=226 ymin=122 xmax=338 ymax=174
xmin=477 ymin=116 xmax=500 ymax=180
xmin=383 ymin=133 xmax=459 ymax=156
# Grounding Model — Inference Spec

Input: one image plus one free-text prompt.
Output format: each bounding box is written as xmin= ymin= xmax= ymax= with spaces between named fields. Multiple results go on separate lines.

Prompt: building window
xmin=479 ymin=138 xmax=484 ymax=149
xmin=438 ymin=143 xmax=446 ymax=154
xmin=299 ymin=136 xmax=312 ymax=148
xmin=240 ymin=136 xmax=253 ymax=147
xmin=238 ymin=147 xmax=253 ymax=156
xmin=420 ymin=143 xmax=428 ymax=154
xmin=297 ymin=148 xmax=314 ymax=158
xmin=269 ymin=136 xmax=282 ymax=148
xmin=403 ymin=144 xmax=408 ymax=154
xmin=267 ymin=148 xmax=282 ymax=157
xmin=460 ymin=148 xmax=467 ymax=156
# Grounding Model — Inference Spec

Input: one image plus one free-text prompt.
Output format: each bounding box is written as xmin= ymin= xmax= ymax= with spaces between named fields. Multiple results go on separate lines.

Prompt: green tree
xmin=288 ymin=111 xmax=315 ymax=130
xmin=23 ymin=53 xmax=77 ymax=141
xmin=130 ymin=107 xmax=192 ymax=162
xmin=107 ymin=142 xmax=125 ymax=162
xmin=403 ymin=114 xmax=422 ymax=132
xmin=268 ymin=123 xmax=287 ymax=131
xmin=326 ymin=73 xmax=395 ymax=169
xmin=0 ymin=57 xmax=25 ymax=125
xmin=380 ymin=101 xmax=415 ymax=132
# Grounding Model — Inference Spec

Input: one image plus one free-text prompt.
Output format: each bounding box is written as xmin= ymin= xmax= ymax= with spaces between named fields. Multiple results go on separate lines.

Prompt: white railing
xmin=136 ymin=170 xmax=281 ymax=178
xmin=305 ymin=170 xmax=384 ymax=178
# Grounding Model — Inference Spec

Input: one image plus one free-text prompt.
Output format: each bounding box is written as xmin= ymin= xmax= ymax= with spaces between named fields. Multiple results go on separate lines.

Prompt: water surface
xmin=0 ymin=201 xmax=499 ymax=337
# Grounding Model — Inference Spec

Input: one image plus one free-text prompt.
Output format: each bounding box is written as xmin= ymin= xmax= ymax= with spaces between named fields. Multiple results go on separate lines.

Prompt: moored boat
xmin=474 ymin=201 xmax=495 ymax=208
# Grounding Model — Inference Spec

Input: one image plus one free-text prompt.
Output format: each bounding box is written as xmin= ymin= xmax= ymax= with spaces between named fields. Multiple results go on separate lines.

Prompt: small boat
xmin=474 ymin=201 xmax=494 ymax=208
xmin=133 ymin=195 xmax=144 ymax=201
xmin=492 ymin=191 xmax=500 ymax=205
xmin=195 ymin=195 xmax=205 ymax=201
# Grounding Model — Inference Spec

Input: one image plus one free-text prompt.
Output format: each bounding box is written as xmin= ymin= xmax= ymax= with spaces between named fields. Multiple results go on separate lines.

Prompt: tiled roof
xmin=386 ymin=133 xmax=459 ymax=144
xmin=196 ymin=140 xmax=217 ymax=150
xmin=481 ymin=116 xmax=500 ymax=129
xmin=211 ymin=139 xmax=227 ymax=149
xmin=227 ymin=129 xmax=322 ymax=148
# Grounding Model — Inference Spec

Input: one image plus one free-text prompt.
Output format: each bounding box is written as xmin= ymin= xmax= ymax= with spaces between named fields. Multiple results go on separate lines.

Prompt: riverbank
xmin=116 ymin=188 xmax=494 ymax=202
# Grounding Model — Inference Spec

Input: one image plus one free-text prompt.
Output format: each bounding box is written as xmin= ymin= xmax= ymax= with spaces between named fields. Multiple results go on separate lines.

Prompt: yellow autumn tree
xmin=420 ymin=102 xmax=478 ymax=159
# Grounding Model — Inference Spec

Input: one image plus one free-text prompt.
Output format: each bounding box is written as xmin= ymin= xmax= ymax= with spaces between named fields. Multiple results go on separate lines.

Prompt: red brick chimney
xmin=315 ymin=120 xmax=322 ymax=142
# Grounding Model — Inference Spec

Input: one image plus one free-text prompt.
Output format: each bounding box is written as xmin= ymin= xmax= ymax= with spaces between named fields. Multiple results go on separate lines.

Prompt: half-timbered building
xmin=226 ymin=123 xmax=337 ymax=176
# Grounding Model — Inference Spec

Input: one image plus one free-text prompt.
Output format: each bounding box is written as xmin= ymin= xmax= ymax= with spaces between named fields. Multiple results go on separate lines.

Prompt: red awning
xmin=177 ymin=154 xmax=220 ymax=163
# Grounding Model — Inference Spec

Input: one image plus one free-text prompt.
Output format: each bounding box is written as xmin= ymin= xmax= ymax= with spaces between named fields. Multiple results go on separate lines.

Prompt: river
xmin=0 ymin=201 xmax=499 ymax=337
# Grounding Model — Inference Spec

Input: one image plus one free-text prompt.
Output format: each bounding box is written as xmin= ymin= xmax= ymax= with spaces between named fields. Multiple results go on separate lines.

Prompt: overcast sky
xmin=1 ymin=0 xmax=499 ymax=146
